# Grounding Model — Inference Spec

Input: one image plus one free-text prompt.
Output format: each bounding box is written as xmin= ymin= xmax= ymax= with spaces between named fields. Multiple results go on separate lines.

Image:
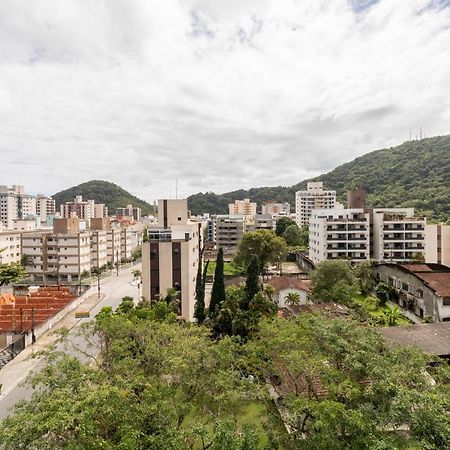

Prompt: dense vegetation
xmin=52 ymin=180 xmax=155 ymax=215
xmin=188 ymin=135 xmax=450 ymax=222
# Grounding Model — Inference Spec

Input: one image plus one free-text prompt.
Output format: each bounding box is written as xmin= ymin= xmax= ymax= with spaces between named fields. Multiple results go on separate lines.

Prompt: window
xmin=443 ymin=297 xmax=450 ymax=306
xmin=402 ymin=282 xmax=409 ymax=291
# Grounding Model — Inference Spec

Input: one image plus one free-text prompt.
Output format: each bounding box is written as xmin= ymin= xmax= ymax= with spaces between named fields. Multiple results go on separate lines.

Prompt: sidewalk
xmin=0 ymin=291 xmax=104 ymax=400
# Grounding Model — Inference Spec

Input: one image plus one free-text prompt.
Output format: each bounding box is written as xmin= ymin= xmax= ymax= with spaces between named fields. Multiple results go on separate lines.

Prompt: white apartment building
xmin=228 ymin=199 xmax=257 ymax=222
xmin=116 ymin=204 xmax=142 ymax=222
xmin=90 ymin=230 xmax=108 ymax=271
xmin=60 ymin=196 xmax=108 ymax=221
xmin=0 ymin=185 xmax=37 ymax=229
xmin=0 ymin=231 xmax=22 ymax=264
xmin=295 ymin=182 xmax=337 ymax=226
xmin=372 ymin=208 xmax=426 ymax=263
xmin=309 ymin=207 xmax=426 ymax=265
xmin=142 ymin=199 xmax=200 ymax=321
xmin=309 ymin=209 xmax=371 ymax=265
xmin=261 ymin=202 xmax=290 ymax=216
xmin=425 ymin=224 xmax=450 ymax=267
xmin=22 ymin=218 xmax=91 ymax=283
xmin=36 ymin=194 xmax=56 ymax=223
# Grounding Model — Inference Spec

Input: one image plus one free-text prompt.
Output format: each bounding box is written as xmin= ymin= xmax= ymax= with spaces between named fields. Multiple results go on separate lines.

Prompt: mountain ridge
xmin=52 ymin=180 xmax=154 ymax=216
xmin=187 ymin=135 xmax=450 ymax=222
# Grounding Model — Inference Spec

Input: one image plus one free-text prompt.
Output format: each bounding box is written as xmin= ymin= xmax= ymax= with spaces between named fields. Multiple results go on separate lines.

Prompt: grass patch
xmin=206 ymin=261 xmax=243 ymax=277
xmin=353 ymin=294 xmax=410 ymax=325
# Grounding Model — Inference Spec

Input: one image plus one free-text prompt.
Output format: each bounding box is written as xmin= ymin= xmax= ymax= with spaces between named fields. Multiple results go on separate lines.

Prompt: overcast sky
xmin=0 ymin=0 xmax=449 ymax=202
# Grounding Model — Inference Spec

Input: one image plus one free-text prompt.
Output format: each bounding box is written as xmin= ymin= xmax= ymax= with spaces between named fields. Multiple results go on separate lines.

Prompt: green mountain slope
xmin=188 ymin=135 xmax=450 ymax=222
xmin=53 ymin=180 xmax=154 ymax=216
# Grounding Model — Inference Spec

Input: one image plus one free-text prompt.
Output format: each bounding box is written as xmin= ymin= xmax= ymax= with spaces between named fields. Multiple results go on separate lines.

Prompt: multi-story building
xmin=60 ymin=196 xmax=108 ymax=221
xmin=142 ymin=199 xmax=200 ymax=321
xmin=214 ymin=215 xmax=245 ymax=253
xmin=90 ymin=229 xmax=108 ymax=271
xmin=261 ymin=202 xmax=290 ymax=216
xmin=228 ymin=199 xmax=257 ymax=222
xmin=245 ymin=214 xmax=274 ymax=232
xmin=309 ymin=207 xmax=426 ymax=264
xmin=372 ymin=208 xmax=426 ymax=262
xmin=116 ymin=204 xmax=142 ymax=222
xmin=22 ymin=218 xmax=91 ymax=283
xmin=374 ymin=263 xmax=450 ymax=322
xmin=0 ymin=231 xmax=22 ymax=264
xmin=309 ymin=209 xmax=371 ymax=265
xmin=0 ymin=185 xmax=37 ymax=229
xmin=425 ymin=224 xmax=450 ymax=267
xmin=295 ymin=182 xmax=337 ymax=226
xmin=36 ymin=194 xmax=56 ymax=223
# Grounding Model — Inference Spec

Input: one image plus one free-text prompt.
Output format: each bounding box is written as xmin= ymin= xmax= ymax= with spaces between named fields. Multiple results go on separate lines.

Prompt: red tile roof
xmin=267 ymin=276 xmax=311 ymax=293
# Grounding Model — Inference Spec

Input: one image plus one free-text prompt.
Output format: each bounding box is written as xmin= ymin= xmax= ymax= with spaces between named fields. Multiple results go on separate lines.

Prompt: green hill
xmin=187 ymin=135 xmax=450 ymax=222
xmin=53 ymin=180 xmax=154 ymax=216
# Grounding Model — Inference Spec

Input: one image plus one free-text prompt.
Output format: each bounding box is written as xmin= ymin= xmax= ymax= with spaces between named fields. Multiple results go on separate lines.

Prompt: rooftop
xmin=380 ymin=322 xmax=450 ymax=357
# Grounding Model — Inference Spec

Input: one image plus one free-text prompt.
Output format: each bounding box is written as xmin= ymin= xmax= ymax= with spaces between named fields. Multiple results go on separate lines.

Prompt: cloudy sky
xmin=0 ymin=0 xmax=449 ymax=202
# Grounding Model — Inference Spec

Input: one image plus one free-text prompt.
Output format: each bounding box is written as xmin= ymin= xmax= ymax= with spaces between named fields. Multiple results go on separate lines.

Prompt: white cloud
xmin=0 ymin=0 xmax=449 ymax=201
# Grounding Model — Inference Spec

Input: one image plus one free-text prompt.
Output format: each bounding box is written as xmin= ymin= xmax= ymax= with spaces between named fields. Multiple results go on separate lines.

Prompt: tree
xmin=132 ymin=269 xmax=141 ymax=280
xmin=0 ymin=263 xmax=27 ymax=289
xmin=282 ymin=224 xmax=302 ymax=246
xmin=242 ymin=255 xmax=260 ymax=310
xmin=310 ymin=259 xmax=358 ymax=305
xmin=384 ymin=305 xmax=401 ymax=326
xmin=235 ymin=230 xmax=288 ymax=274
xmin=275 ymin=216 xmax=297 ymax=237
xmin=194 ymin=260 xmax=209 ymax=324
xmin=353 ymin=260 xmax=373 ymax=295
xmin=285 ymin=292 xmax=301 ymax=306
xmin=0 ymin=303 xmax=260 ymax=449
xmin=209 ymin=248 xmax=225 ymax=318
xmin=246 ymin=315 xmax=450 ymax=449
xmin=412 ymin=252 xmax=426 ymax=263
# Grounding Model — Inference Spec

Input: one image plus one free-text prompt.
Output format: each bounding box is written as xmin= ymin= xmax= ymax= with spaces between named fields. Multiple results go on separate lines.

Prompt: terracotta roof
xmin=380 ymin=322 xmax=450 ymax=357
xmin=267 ymin=276 xmax=312 ymax=293
xmin=413 ymin=272 xmax=450 ymax=298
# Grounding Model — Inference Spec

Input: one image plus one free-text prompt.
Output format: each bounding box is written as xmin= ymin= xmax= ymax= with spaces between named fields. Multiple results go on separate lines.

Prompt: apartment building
xmin=0 ymin=231 xmax=22 ymax=264
xmin=309 ymin=207 xmax=426 ymax=265
xmin=245 ymin=214 xmax=274 ymax=232
xmin=116 ymin=204 xmax=142 ymax=222
xmin=309 ymin=209 xmax=371 ymax=265
xmin=214 ymin=215 xmax=245 ymax=253
xmin=372 ymin=208 xmax=426 ymax=262
xmin=36 ymin=194 xmax=56 ymax=223
xmin=90 ymin=230 xmax=108 ymax=271
xmin=0 ymin=185 xmax=37 ymax=229
xmin=425 ymin=224 xmax=450 ymax=267
xmin=261 ymin=202 xmax=290 ymax=216
xmin=60 ymin=196 xmax=108 ymax=221
xmin=228 ymin=199 xmax=257 ymax=222
xmin=142 ymin=199 xmax=200 ymax=321
xmin=22 ymin=218 xmax=91 ymax=283
xmin=295 ymin=182 xmax=337 ymax=226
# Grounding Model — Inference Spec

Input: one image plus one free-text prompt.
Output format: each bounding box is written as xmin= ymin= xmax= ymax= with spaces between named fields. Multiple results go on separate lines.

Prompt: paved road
xmin=0 ymin=264 xmax=141 ymax=420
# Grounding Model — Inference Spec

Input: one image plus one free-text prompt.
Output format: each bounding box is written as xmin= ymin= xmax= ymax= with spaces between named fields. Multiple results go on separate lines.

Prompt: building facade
xmin=425 ymin=224 xmax=450 ymax=267
xmin=36 ymin=195 xmax=56 ymax=223
xmin=0 ymin=185 xmax=37 ymax=229
xmin=374 ymin=263 xmax=450 ymax=322
xmin=0 ymin=231 xmax=22 ymax=264
xmin=116 ymin=204 xmax=142 ymax=222
xmin=60 ymin=196 xmax=108 ymax=221
xmin=228 ymin=199 xmax=257 ymax=222
xmin=214 ymin=215 xmax=245 ymax=253
xmin=295 ymin=182 xmax=337 ymax=226
xmin=141 ymin=200 xmax=200 ymax=321
xmin=309 ymin=208 xmax=371 ymax=265
xmin=261 ymin=202 xmax=290 ymax=216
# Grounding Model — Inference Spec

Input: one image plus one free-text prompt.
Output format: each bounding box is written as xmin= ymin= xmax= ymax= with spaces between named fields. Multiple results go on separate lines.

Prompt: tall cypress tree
xmin=194 ymin=259 xmax=206 ymax=324
xmin=242 ymin=255 xmax=260 ymax=310
xmin=209 ymin=248 xmax=225 ymax=318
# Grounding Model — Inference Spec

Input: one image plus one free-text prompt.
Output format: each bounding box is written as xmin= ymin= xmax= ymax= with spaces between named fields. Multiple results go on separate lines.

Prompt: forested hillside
xmin=53 ymin=180 xmax=154 ymax=215
xmin=188 ymin=135 xmax=450 ymax=222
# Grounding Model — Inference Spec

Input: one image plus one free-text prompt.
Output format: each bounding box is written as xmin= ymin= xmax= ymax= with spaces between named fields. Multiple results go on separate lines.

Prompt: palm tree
xmin=285 ymin=292 xmax=301 ymax=306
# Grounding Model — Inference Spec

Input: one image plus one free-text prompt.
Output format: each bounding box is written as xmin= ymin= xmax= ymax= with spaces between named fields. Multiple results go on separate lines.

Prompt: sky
xmin=0 ymin=0 xmax=449 ymax=203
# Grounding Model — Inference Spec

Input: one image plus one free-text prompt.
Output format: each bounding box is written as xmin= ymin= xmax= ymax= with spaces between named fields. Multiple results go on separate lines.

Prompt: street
xmin=0 ymin=264 xmax=141 ymax=420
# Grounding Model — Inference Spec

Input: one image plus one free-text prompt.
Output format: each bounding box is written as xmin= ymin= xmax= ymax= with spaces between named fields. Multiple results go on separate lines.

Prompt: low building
xmin=0 ymin=231 xmax=22 ymax=264
xmin=309 ymin=208 xmax=371 ymax=265
xmin=266 ymin=276 xmax=311 ymax=308
xmin=141 ymin=199 xmax=201 ymax=321
xmin=374 ymin=263 xmax=450 ymax=322
xmin=425 ymin=224 xmax=450 ymax=267
xmin=22 ymin=218 xmax=91 ymax=283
